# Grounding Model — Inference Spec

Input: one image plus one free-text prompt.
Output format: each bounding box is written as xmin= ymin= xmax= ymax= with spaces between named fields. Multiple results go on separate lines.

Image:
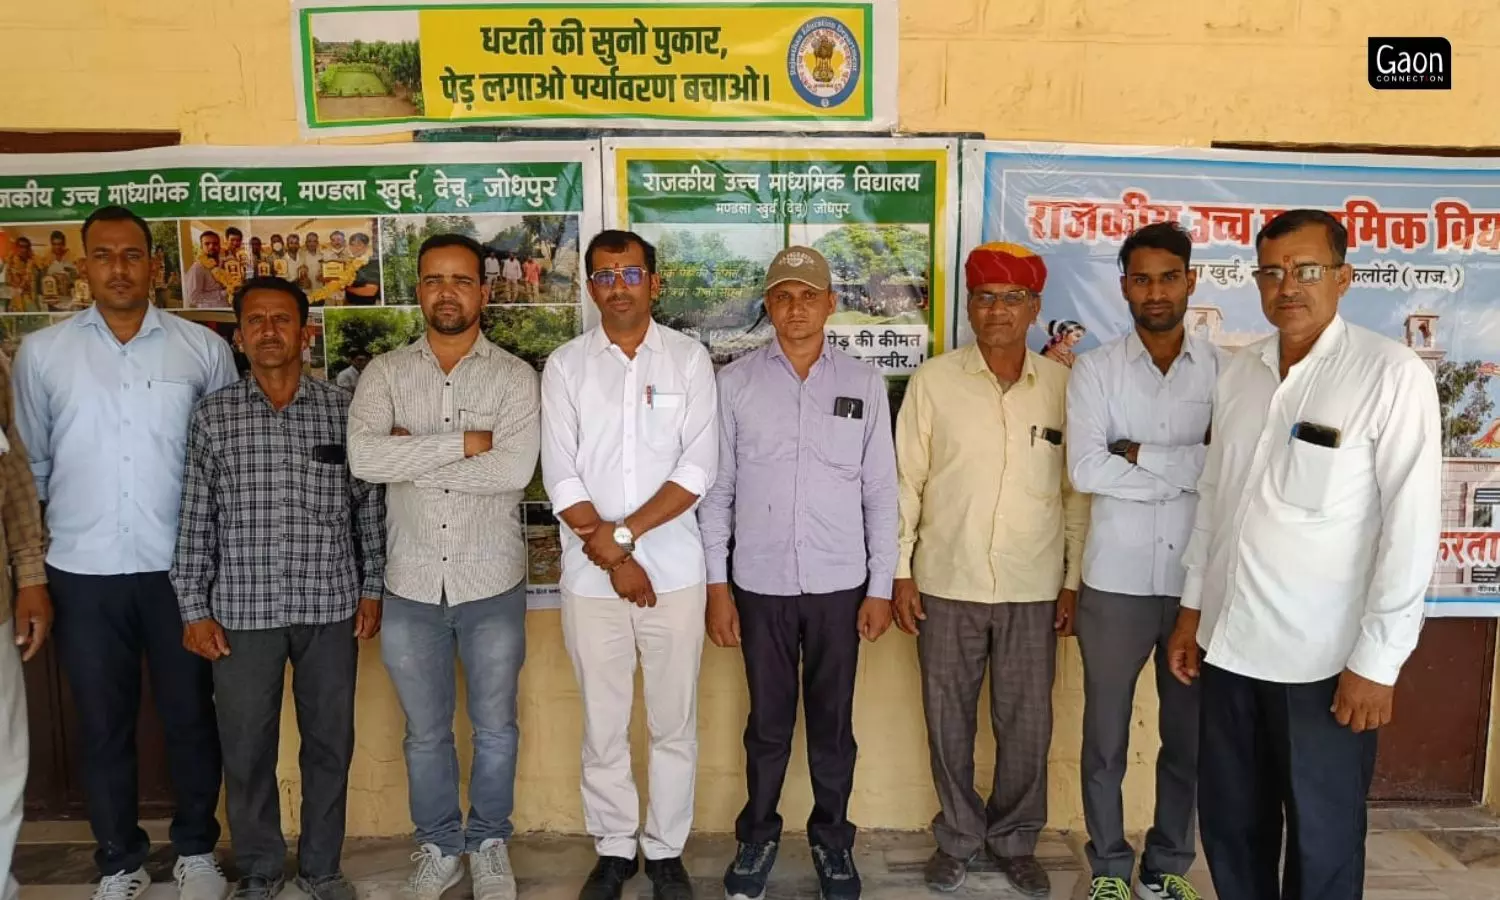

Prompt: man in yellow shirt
xmin=893 ymin=243 xmax=1087 ymax=899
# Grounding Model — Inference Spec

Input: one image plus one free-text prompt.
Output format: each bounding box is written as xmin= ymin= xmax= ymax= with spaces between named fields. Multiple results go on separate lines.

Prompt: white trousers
xmin=0 ymin=636 xmax=26 ymax=900
xmin=561 ymin=584 xmax=706 ymax=860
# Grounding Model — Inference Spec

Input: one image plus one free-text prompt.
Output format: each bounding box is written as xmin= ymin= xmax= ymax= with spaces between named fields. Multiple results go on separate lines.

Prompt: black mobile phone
xmin=833 ymin=396 xmax=865 ymax=420
xmin=1291 ymin=422 xmax=1341 ymax=449
xmin=312 ymin=444 xmax=347 ymax=465
xmin=1036 ymin=426 xmax=1063 ymax=446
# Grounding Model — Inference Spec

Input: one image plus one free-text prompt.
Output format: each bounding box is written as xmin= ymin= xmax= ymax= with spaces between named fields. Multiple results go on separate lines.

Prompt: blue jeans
xmin=381 ymin=582 xmax=527 ymax=854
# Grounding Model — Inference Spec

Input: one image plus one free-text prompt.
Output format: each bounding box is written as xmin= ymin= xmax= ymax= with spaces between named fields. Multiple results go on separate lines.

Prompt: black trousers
xmin=213 ymin=622 xmax=359 ymax=880
xmin=733 ymin=585 xmax=862 ymax=851
xmin=48 ymin=567 xmax=222 ymax=876
xmin=1199 ymin=662 xmax=1378 ymax=900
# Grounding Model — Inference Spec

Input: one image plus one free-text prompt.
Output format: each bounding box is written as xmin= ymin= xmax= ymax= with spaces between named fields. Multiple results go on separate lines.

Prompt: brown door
xmin=1370 ymin=617 xmax=1496 ymax=803
xmin=3 ymin=129 xmax=183 ymax=819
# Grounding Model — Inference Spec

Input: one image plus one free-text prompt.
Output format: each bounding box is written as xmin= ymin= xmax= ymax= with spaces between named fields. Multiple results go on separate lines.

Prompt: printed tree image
xmin=324 ymin=307 xmax=424 ymax=368
xmin=482 ymin=305 xmax=579 ymax=372
xmin=651 ymin=229 xmax=767 ymax=331
xmin=1437 ymin=359 xmax=1494 ymax=457
xmin=812 ymin=224 xmax=930 ymax=322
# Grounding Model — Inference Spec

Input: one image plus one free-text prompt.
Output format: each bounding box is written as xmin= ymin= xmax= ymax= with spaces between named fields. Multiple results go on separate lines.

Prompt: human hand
xmin=353 ymin=597 xmax=382 ymax=639
xmin=13 ymin=584 xmax=52 ymax=662
xmin=858 ymin=597 xmax=893 ymax=642
xmin=1166 ymin=609 xmax=1202 ymax=685
xmin=183 ymin=619 xmax=231 ymax=661
xmin=706 ymin=583 xmax=740 ymax=648
xmin=1332 ymin=668 xmax=1395 ymax=733
xmin=892 ymin=578 xmax=924 ymax=636
xmin=610 ymin=558 xmax=656 ymax=608
xmin=1054 ymin=588 xmax=1077 ymax=637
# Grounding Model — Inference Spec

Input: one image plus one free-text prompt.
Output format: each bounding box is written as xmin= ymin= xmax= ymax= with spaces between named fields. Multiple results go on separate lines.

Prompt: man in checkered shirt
xmin=170 ymin=276 xmax=386 ymax=900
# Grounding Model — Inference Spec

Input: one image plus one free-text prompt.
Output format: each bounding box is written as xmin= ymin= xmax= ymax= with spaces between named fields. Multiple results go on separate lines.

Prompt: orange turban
xmin=965 ymin=242 xmax=1047 ymax=293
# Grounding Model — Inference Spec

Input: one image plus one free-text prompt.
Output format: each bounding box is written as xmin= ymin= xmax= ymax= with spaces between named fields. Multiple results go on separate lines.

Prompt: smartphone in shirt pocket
xmin=1278 ymin=421 xmax=1346 ymax=513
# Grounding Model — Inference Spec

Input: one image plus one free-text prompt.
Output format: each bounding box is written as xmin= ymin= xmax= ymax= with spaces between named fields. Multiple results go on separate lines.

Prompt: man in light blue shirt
xmin=1064 ymin=223 xmax=1220 ymax=900
xmin=12 ymin=206 xmax=236 ymax=900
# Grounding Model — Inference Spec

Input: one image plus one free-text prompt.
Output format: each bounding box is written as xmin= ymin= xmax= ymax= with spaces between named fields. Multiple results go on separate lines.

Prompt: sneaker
xmin=174 ymin=855 xmax=230 ymax=900
xmin=1088 ymin=876 xmax=1132 ymax=900
xmin=93 ymin=868 xmax=150 ymax=900
xmin=810 ymin=846 xmax=860 ymax=900
xmin=294 ymin=874 xmax=353 ymax=900
xmin=921 ymin=850 xmax=968 ymax=893
xmin=1136 ymin=870 xmax=1203 ymax=900
xmin=643 ymin=857 xmax=694 ymax=900
xmin=404 ymin=843 xmax=463 ymax=900
xmin=470 ymin=840 xmax=518 ymax=900
xmin=723 ymin=841 xmax=777 ymax=900
xmin=230 ymin=876 xmax=285 ymax=900
xmin=579 ymin=856 xmax=639 ymax=900
xmin=995 ymin=855 xmax=1050 ymax=898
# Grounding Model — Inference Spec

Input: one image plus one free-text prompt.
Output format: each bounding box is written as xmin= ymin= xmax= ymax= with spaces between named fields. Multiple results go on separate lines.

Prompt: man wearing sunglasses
xmin=894 ymin=243 xmax=1087 ymax=899
xmin=541 ymin=230 xmax=718 ymax=900
xmin=1166 ymin=209 xmax=1441 ymax=900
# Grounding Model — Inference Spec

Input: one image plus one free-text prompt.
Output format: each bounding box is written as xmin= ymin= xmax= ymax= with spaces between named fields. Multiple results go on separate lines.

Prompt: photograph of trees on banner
xmin=613 ymin=147 xmax=949 ymax=382
xmin=310 ymin=9 xmax=424 ymax=121
xmin=380 ymin=213 xmax=581 ymax=307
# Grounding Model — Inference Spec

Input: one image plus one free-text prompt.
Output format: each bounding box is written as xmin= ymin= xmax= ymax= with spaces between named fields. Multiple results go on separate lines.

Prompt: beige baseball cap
xmin=764 ymin=245 xmax=831 ymax=292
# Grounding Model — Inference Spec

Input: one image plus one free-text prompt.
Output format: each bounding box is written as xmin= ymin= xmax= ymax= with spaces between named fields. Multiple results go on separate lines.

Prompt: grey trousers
xmin=213 ymin=620 xmax=358 ymax=880
xmin=917 ymin=595 xmax=1056 ymax=859
xmin=1076 ymin=584 xmax=1200 ymax=879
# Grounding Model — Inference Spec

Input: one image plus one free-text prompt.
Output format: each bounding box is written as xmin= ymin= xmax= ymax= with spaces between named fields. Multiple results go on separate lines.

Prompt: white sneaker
xmin=469 ymin=840 xmax=517 ymax=900
xmin=175 ymin=854 xmax=230 ymax=900
xmin=404 ymin=843 xmax=462 ymax=900
xmin=93 ymin=868 xmax=150 ymax=900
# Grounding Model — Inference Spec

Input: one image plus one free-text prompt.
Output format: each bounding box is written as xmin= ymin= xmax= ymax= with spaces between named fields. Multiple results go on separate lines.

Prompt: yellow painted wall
xmin=5 ymin=0 xmax=1500 ymax=836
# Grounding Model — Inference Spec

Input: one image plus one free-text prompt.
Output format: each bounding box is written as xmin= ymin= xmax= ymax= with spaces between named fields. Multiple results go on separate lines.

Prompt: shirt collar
xmin=766 ymin=334 xmax=834 ymax=371
xmin=961 ymin=343 xmax=1038 ymax=384
xmin=77 ymin=302 xmax=166 ymax=340
xmin=589 ymin=319 xmax=665 ymax=357
xmin=1257 ymin=314 xmax=1347 ymax=371
xmin=1126 ymin=328 xmax=1201 ymax=364
xmin=413 ymin=331 xmax=495 ymax=365
xmin=246 ymin=372 xmax=311 ymax=410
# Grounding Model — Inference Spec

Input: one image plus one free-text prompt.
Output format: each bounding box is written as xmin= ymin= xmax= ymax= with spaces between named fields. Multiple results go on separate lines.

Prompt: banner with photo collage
xmin=0 ymin=142 xmax=603 ymax=609
xmin=963 ymin=140 xmax=1500 ymax=617
xmin=602 ymin=136 xmax=960 ymax=414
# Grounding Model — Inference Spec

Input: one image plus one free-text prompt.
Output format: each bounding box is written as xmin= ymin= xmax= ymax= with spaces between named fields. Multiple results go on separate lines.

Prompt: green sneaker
xmin=1088 ymin=876 xmax=1131 ymax=900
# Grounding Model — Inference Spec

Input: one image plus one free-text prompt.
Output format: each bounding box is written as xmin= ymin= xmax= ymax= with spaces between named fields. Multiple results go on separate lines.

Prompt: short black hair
xmin=49 ymin=230 xmax=64 ymax=242
xmin=14 ymin=237 xmax=29 ymax=247
xmin=418 ymin=233 xmax=486 ymax=277
xmin=233 ymin=275 xmax=310 ymax=325
xmin=350 ymin=348 xmax=372 ymax=360
xmin=350 ymin=232 xmax=370 ymax=245
xmin=199 ymin=229 xmax=220 ymax=242
xmin=225 ymin=226 xmax=243 ymax=239
xmin=1256 ymin=208 xmax=1348 ymax=265
xmin=81 ymin=206 xmax=152 ymax=252
xmin=585 ymin=229 xmax=656 ymax=276
xmin=330 ymin=230 xmax=345 ymax=238
xmin=1119 ymin=222 xmax=1193 ymax=272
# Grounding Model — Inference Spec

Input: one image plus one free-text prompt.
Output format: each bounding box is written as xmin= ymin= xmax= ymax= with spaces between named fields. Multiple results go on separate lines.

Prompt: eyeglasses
xmin=971 ymin=289 xmax=1034 ymax=308
xmin=1252 ymin=263 xmax=1340 ymax=286
xmin=589 ymin=267 xmax=646 ymax=289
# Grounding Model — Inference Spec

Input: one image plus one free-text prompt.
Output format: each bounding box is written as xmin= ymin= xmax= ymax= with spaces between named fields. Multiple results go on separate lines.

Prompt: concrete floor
xmin=13 ymin=806 xmax=1500 ymax=900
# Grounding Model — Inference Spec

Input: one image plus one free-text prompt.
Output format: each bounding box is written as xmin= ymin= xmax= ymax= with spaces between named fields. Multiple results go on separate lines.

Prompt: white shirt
xmin=1181 ymin=317 xmax=1441 ymax=686
xmin=335 ymin=365 xmax=360 ymax=393
xmin=1068 ymin=331 xmax=1221 ymax=597
xmin=541 ymin=321 xmax=718 ymax=598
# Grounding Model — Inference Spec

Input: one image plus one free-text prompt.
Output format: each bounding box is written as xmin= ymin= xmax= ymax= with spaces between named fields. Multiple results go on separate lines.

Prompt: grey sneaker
xmin=470 ymin=840 xmax=518 ymax=900
xmin=176 ymin=855 xmax=230 ymax=900
xmin=1089 ymin=876 xmax=1132 ymax=900
xmin=229 ymin=876 xmax=284 ymax=900
xmin=295 ymin=874 xmax=355 ymax=900
xmin=922 ymin=850 xmax=968 ymax=893
xmin=404 ymin=844 xmax=462 ymax=900
xmin=92 ymin=868 xmax=151 ymax=900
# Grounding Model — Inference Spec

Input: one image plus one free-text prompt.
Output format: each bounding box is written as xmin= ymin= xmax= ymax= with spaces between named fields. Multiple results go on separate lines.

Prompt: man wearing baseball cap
xmin=894 ymin=243 xmax=1087 ymax=898
xmin=699 ymin=246 xmax=898 ymax=900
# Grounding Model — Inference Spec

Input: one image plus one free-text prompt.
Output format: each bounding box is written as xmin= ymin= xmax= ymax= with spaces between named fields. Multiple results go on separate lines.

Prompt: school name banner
xmin=0 ymin=142 xmax=605 ymax=609
xmin=604 ymin=137 xmax=957 ymax=405
xmin=963 ymin=140 xmax=1500 ymax=617
xmin=291 ymin=0 xmax=898 ymax=137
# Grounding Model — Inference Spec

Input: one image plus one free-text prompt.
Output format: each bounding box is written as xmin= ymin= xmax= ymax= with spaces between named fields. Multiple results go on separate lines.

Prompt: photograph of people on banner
xmin=964 ymin=141 xmax=1500 ymax=615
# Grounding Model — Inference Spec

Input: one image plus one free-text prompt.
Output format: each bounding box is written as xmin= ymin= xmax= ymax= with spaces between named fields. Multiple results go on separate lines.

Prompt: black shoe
xmin=644 ymin=856 xmax=694 ymax=900
xmin=723 ymin=841 xmax=777 ymax=900
xmin=922 ymin=850 xmax=968 ymax=893
xmin=580 ymin=856 xmax=639 ymax=900
xmin=996 ymin=855 xmax=1050 ymax=898
xmin=810 ymin=846 xmax=860 ymax=900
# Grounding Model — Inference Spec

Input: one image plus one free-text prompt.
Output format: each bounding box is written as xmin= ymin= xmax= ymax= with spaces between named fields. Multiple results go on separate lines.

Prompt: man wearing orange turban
xmin=893 ymin=242 xmax=1087 ymax=899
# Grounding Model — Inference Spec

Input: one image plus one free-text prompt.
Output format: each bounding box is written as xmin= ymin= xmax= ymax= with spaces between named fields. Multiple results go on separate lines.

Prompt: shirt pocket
xmin=1022 ymin=427 xmax=1066 ymax=500
xmin=1276 ymin=438 xmax=1372 ymax=515
xmin=813 ymin=414 xmax=864 ymax=473
xmin=1173 ymin=398 xmax=1213 ymax=441
xmin=299 ymin=458 xmax=349 ymax=525
xmin=641 ymin=394 xmax=686 ymax=452
xmin=147 ymin=377 xmax=200 ymax=440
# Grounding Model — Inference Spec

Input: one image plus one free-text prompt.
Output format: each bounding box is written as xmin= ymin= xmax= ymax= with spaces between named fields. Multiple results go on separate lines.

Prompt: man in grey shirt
xmin=699 ymin=246 xmax=898 ymax=900
xmin=348 ymin=234 xmax=540 ymax=900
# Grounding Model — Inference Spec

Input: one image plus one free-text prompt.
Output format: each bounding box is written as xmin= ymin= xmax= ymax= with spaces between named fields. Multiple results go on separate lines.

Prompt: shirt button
xmin=122 ymin=491 xmax=128 ymax=498
xmin=123 ymin=455 xmax=131 ymax=462
xmin=1157 ymin=537 xmax=1164 ymax=543
xmin=121 ymin=526 xmax=130 ymax=533
xmin=445 ymin=381 xmax=452 ymax=387
xmin=442 ymin=556 xmax=448 ymax=562
xmin=445 ymin=417 xmax=451 ymax=422
xmin=123 ymin=383 xmax=130 ymax=390
xmin=441 ymin=523 xmax=448 ymax=529
xmin=123 ymin=419 xmax=131 ymax=427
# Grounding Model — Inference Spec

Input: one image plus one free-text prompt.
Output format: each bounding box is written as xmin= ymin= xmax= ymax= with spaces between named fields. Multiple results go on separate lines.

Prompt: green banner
xmin=0 ymin=161 xmax=584 ymax=224
xmin=625 ymin=159 xmax=936 ymax=225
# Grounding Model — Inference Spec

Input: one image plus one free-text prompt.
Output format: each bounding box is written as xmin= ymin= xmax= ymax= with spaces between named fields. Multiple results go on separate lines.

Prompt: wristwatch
xmin=612 ymin=521 xmax=636 ymax=552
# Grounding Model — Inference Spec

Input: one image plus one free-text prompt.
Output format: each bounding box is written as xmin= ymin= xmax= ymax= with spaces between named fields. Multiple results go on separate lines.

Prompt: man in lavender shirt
xmin=699 ymin=246 xmax=899 ymax=900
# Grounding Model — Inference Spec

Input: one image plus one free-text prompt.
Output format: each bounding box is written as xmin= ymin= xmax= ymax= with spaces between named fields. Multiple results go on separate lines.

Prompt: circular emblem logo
xmin=787 ymin=17 xmax=861 ymax=109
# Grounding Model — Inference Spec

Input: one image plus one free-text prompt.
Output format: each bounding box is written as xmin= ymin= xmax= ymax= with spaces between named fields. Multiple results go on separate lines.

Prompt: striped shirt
xmin=171 ymin=376 xmax=386 ymax=630
xmin=0 ymin=360 xmax=47 ymax=628
xmin=348 ymin=334 xmax=541 ymax=605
